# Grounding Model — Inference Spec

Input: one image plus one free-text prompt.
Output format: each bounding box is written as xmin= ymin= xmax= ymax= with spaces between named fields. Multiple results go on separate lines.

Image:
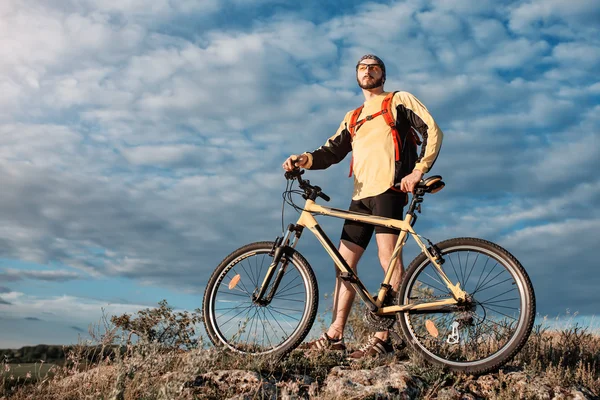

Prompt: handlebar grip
xmin=284 ymin=169 xmax=305 ymax=180
xmin=318 ymin=192 xmax=330 ymax=202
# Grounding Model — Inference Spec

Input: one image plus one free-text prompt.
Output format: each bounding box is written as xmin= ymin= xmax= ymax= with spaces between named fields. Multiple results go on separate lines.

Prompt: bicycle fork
xmin=252 ymin=224 xmax=303 ymax=305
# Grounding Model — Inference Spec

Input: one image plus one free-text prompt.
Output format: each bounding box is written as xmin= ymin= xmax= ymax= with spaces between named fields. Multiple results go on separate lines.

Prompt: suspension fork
xmin=253 ymin=224 xmax=304 ymax=305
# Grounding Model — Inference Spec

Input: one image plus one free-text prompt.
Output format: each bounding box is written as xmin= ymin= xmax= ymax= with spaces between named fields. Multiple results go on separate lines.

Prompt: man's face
xmin=356 ymin=60 xmax=384 ymax=89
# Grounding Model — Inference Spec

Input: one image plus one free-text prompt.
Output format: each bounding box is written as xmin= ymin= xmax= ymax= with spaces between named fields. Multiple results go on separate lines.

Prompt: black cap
xmin=356 ymin=54 xmax=386 ymax=80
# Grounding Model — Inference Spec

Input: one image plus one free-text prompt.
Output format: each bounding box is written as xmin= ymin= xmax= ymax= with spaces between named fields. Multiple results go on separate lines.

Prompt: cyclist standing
xmin=282 ymin=54 xmax=443 ymax=358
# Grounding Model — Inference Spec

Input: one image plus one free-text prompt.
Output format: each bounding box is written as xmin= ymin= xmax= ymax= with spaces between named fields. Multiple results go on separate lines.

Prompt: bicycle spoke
xmin=274 ymin=291 xmax=305 ymax=298
xmin=260 ymin=308 xmax=276 ymax=349
xmin=218 ymin=304 xmax=255 ymax=327
xmin=472 ymin=313 xmax=515 ymax=329
xmin=481 ymin=305 xmax=519 ymax=321
xmin=245 ymin=307 xmax=261 ymax=345
xmin=268 ymin=307 xmax=301 ymax=322
xmin=255 ymin=308 xmax=269 ymax=348
xmin=473 ymin=262 xmax=499 ymax=293
xmin=222 ymin=304 xmax=256 ymax=337
xmin=217 ymin=290 xmax=251 ymax=299
xmin=479 ymin=297 xmax=521 ymax=310
xmin=233 ymin=268 xmax=254 ymax=297
xmin=239 ymin=262 xmax=257 ymax=290
xmin=478 ymin=287 xmax=518 ymax=304
xmin=266 ymin=306 xmax=304 ymax=313
xmin=463 ymin=251 xmax=470 ymax=287
xmin=414 ymin=275 xmax=448 ymax=295
xmin=274 ymin=271 xmax=300 ymax=294
xmin=473 ymin=257 xmax=491 ymax=293
xmin=274 ymin=280 xmax=304 ymax=297
xmin=267 ymin=306 xmax=296 ymax=330
xmin=214 ymin=305 xmax=252 ymax=317
xmin=256 ymin=255 xmax=267 ymax=290
xmin=464 ymin=252 xmax=480 ymax=288
xmin=269 ymin=298 xmax=305 ymax=303
xmin=219 ymin=281 xmax=252 ymax=296
xmin=457 ymin=252 xmax=466 ymax=287
xmin=474 ymin=269 xmax=509 ymax=294
xmin=266 ymin=306 xmax=293 ymax=335
xmin=473 ymin=277 xmax=514 ymax=296
xmin=447 ymin=254 xmax=461 ymax=287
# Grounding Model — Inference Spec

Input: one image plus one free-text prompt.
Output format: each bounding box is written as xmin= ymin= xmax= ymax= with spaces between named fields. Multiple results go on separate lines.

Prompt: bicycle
xmin=202 ymin=170 xmax=535 ymax=374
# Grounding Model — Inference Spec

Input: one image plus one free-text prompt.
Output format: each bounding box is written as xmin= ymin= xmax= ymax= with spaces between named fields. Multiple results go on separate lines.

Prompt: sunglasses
xmin=357 ymin=63 xmax=382 ymax=72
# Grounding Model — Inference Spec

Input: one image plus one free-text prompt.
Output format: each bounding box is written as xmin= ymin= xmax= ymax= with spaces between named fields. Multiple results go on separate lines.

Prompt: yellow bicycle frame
xmin=291 ymin=199 xmax=467 ymax=316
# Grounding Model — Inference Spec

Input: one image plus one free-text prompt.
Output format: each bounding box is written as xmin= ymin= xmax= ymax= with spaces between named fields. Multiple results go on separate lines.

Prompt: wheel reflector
xmin=229 ymin=274 xmax=241 ymax=289
xmin=425 ymin=319 xmax=439 ymax=337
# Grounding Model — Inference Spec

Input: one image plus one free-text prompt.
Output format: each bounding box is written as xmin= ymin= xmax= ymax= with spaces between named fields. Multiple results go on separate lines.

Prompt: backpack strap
xmin=347 ymin=91 xmax=401 ymax=178
xmin=348 ymin=105 xmax=364 ymax=138
xmin=380 ymin=91 xmax=405 ymax=193
xmin=347 ymin=105 xmax=364 ymax=177
xmin=381 ymin=92 xmax=400 ymax=161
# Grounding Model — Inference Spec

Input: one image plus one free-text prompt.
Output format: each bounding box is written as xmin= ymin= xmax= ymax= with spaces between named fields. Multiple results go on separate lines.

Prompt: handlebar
xmin=284 ymin=169 xmax=330 ymax=202
xmin=285 ymin=169 xmax=444 ymax=204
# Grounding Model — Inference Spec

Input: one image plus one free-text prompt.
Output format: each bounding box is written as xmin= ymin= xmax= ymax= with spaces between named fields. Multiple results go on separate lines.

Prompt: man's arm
xmin=302 ymin=120 xmax=353 ymax=170
xmin=395 ymin=91 xmax=444 ymax=192
xmin=395 ymin=91 xmax=443 ymax=174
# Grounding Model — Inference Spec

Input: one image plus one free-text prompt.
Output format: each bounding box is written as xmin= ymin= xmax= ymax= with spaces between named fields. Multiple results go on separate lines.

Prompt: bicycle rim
xmin=401 ymin=240 xmax=533 ymax=370
xmin=206 ymin=246 xmax=313 ymax=355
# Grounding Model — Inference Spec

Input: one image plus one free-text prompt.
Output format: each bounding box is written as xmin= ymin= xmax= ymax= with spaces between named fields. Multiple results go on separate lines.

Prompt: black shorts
xmin=340 ymin=189 xmax=407 ymax=250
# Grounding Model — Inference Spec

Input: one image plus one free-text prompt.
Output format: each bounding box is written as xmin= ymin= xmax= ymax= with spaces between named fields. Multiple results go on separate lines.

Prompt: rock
xmin=196 ymin=369 xmax=277 ymax=399
xmin=463 ymin=370 xmax=594 ymax=400
xmin=322 ymin=363 xmax=423 ymax=399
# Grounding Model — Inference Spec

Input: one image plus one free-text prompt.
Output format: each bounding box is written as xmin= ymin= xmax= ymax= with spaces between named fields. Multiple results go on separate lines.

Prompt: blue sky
xmin=0 ymin=0 xmax=599 ymax=348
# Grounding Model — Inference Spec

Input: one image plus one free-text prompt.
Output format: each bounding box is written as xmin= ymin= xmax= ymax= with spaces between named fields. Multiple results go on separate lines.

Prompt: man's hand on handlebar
xmin=283 ymin=154 xmax=309 ymax=171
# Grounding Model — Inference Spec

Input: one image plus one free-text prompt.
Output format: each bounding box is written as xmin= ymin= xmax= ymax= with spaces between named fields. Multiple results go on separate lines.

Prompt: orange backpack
xmin=347 ymin=91 xmax=421 ymax=177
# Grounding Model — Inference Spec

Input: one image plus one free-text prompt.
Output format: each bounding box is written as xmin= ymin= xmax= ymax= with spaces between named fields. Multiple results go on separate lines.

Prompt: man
xmin=282 ymin=54 xmax=443 ymax=358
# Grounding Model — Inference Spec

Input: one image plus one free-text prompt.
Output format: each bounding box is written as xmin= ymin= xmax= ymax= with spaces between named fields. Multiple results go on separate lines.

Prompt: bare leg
xmin=327 ymin=240 xmax=364 ymax=339
xmin=373 ymin=233 xmax=403 ymax=342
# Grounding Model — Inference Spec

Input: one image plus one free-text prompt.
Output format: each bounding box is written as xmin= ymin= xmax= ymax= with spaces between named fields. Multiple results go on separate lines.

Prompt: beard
xmin=357 ymin=75 xmax=384 ymax=89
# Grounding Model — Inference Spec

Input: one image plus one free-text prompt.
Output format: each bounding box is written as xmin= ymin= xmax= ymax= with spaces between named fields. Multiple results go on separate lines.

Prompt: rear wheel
xmin=202 ymin=242 xmax=318 ymax=357
xmin=397 ymin=237 xmax=535 ymax=374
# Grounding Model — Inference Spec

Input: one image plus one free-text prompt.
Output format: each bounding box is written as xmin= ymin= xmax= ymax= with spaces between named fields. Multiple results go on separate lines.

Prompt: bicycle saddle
xmin=417 ymin=175 xmax=445 ymax=194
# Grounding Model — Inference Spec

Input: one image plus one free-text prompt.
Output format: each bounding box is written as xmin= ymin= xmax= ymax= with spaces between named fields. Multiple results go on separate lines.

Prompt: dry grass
xmin=1 ymin=301 xmax=598 ymax=399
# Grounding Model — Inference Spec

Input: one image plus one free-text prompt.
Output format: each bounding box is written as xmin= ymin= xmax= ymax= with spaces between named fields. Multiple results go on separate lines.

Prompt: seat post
xmin=406 ymin=190 xmax=424 ymax=220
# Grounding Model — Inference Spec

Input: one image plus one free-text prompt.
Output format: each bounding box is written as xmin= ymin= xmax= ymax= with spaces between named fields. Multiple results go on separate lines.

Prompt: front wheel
xmin=202 ymin=242 xmax=318 ymax=357
xmin=397 ymin=237 xmax=535 ymax=374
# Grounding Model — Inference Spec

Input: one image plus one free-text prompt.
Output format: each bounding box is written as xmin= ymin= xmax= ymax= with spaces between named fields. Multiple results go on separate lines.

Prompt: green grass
xmin=7 ymin=363 xmax=56 ymax=380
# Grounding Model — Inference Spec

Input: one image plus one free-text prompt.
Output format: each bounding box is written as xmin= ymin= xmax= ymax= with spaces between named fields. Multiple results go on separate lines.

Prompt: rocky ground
xmin=2 ymin=346 xmax=598 ymax=399
xmin=190 ymin=361 xmax=596 ymax=399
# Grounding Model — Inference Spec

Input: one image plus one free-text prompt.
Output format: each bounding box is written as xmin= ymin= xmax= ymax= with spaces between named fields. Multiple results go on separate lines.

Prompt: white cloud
xmin=0 ymin=290 xmax=148 ymax=323
xmin=509 ymin=0 xmax=600 ymax=37
xmin=0 ymin=268 xmax=82 ymax=282
xmin=552 ymin=42 xmax=600 ymax=68
xmin=0 ymin=0 xmax=598 ymax=328
xmin=121 ymin=144 xmax=201 ymax=166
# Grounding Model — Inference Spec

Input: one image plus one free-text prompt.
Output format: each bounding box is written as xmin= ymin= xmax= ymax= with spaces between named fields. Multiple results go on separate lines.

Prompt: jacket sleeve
xmin=394 ymin=91 xmax=443 ymax=173
xmin=303 ymin=119 xmax=352 ymax=170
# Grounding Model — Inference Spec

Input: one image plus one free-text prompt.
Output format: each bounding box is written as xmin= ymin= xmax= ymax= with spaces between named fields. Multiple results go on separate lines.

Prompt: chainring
xmin=363 ymin=292 xmax=397 ymax=331
xmin=363 ymin=309 xmax=396 ymax=331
